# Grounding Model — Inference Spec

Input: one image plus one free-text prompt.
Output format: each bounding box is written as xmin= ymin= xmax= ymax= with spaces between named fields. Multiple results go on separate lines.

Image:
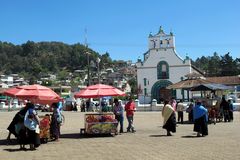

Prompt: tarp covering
xmin=3 ymin=84 xmax=61 ymax=105
xmin=74 ymin=84 xmax=126 ymax=98
xmin=190 ymin=83 xmax=234 ymax=91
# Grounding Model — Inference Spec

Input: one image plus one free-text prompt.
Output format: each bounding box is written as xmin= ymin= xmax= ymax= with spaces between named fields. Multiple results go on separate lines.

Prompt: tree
xmin=220 ymin=52 xmax=237 ymax=76
xmin=236 ymin=58 xmax=240 ymax=75
xmin=22 ymin=41 xmax=37 ymax=56
xmin=207 ymin=52 xmax=220 ymax=76
xmin=58 ymin=70 xmax=69 ymax=81
xmin=100 ymin=52 xmax=112 ymax=69
xmin=128 ymin=78 xmax=137 ymax=95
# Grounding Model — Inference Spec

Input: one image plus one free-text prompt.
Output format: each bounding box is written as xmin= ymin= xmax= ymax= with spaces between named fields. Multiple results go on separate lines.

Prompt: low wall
xmin=135 ymin=101 xmax=240 ymax=112
xmin=233 ymin=103 xmax=240 ymax=111
xmin=136 ymin=104 xmax=164 ymax=111
xmin=0 ymin=102 xmax=24 ymax=111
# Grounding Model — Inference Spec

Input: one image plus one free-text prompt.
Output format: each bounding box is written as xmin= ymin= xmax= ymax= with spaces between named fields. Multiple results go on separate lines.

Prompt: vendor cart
xmin=198 ymin=98 xmax=223 ymax=123
xmin=80 ymin=113 xmax=118 ymax=136
xmin=39 ymin=114 xmax=51 ymax=143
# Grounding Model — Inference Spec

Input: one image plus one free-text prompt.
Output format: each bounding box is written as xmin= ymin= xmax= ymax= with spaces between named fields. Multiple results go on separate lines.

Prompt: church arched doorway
xmin=151 ymin=80 xmax=176 ymax=103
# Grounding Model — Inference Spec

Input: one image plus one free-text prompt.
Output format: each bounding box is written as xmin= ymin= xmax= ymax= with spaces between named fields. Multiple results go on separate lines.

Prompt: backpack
xmin=57 ymin=113 xmax=62 ymax=123
xmin=56 ymin=112 xmax=65 ymax=125
xmin=24 ymin=109 xmax=38 ymax=130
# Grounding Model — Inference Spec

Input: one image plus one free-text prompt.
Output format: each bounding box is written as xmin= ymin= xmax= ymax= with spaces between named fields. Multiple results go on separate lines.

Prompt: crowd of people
xmin=6 ymin=95 xmax=234 ymax=151
xmin=113 ymin=97 xmax=136 ymax=134
xmin=7 ymin=102 xmax=63 ymax=150
xmin=161 ymin=95 xmax=234 ymax=137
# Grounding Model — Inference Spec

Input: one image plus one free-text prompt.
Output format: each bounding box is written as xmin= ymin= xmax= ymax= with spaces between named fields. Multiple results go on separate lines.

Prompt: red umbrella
xmin=74 ymin=84 xmax=126 ymax=98
xmin=4 ymin=84 xmax=61 ymax=105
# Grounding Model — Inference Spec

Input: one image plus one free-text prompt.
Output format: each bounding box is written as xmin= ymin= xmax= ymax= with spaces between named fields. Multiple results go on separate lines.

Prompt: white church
xmin=136 ymin=26 xmax=201 ymax=104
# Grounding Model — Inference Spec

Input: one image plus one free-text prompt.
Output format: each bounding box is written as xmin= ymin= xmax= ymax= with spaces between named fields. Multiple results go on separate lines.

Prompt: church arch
xmin=151 ymin=80 xmax=176 ymax=103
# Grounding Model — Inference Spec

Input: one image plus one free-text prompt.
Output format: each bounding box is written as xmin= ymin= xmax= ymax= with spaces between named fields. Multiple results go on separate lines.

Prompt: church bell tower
xmin=148 ymin=26 xmax=175 ymax=50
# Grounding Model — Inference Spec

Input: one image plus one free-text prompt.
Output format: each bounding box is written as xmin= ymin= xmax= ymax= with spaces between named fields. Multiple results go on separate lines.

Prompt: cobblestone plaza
xmin=0 ymin=111 xmax=240 ymax=160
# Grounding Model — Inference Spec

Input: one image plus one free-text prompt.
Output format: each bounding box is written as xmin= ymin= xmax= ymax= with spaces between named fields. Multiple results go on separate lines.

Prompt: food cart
xmin=74 ymin=84 xmax=126 ymax=136
xmin=80 ymin=113 xmax=118 ymax=136
xmin=39 ymin=114 xmax=51 ymax=143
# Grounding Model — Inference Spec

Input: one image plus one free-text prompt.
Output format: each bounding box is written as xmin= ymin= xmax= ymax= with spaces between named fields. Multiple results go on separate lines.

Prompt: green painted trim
xmin=144 ymin=78 xmax=147 ymax=86
xmin=157 ymin=61 xmax=169 ymax=79
xmin=151 ymin=80 xmax=175 ymax=103
xmin=144 ymin=88 xmax=147 ymax=96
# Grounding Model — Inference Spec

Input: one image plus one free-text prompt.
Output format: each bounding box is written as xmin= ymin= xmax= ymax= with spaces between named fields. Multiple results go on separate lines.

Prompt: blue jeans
xmin=115 ymin=115 xmax=124 ymax=132
xmin=127 ymin=115 xmax=135 ymax=132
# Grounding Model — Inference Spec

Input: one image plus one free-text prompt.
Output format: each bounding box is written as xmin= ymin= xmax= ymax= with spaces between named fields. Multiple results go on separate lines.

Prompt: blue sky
xmin=0 ymin=0 xmax=239 ymax=62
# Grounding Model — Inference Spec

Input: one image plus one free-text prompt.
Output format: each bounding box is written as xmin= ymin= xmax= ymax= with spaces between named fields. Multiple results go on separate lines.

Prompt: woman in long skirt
xmin=193 ymin=101 xmax=208 ymax=137
xmin=162 ymin=100 xmax=176 ymax=136
xmin=24 ymin=103 xmax=41 ymax=150
xmin=50 ymin=103 xmax=62 ymax=141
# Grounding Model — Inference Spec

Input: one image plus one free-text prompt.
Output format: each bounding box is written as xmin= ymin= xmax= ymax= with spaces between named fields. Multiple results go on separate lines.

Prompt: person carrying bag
xmin=24 ymin=103 xmax=41 ymax=150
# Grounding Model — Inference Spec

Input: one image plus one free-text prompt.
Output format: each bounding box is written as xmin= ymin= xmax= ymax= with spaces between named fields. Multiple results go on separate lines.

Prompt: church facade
xmin=136 ymin=26 xmax=200 ymax=103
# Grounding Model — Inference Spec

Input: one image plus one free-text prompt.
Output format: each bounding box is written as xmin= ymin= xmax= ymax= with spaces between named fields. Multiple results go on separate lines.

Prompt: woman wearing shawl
xmin=7 ymin=103 xmax=29 ymax=141
xmin=24 ymin=103 xmax=41 ymax=150
xmin=6 ymin=103 xmax=31 ymax=149
xmin=193 ymin=101 xmax=208 ymax=137
xmin=162 ymin=100 xmax=176 ymax=136
xmin=50 ymin=102 xmax=62 ymax=141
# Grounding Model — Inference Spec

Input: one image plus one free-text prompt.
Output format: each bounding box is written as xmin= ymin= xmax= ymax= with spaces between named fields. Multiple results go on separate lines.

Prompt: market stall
xmin=81 ymin=113 xmax=118 ymax=135
xmin=75 ymin=84 xmax=126 ymax=136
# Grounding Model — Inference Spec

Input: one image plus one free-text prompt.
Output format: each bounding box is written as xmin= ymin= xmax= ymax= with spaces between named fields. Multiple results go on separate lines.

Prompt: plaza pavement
xmin=0 ymin=111 xmax=240 ymax=160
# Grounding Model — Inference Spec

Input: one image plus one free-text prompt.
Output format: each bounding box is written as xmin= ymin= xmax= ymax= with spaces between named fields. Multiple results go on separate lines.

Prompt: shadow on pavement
xmin=4 ymin=148 xmax=39 ymax=152
xmin=60 ymin=133 xmax=115 ymax=139
xmin=149 ymin=134 xmax=168 ymax=137
xmin=181 ymin=135 xmax=200 ymax=138
xmin=60 ymin=133 xmax=81 ymax=139
xmin=3 ymin=148 xmax=25 ymax=152
xmin=0 ymin=139 xmax=18 ymax=146
xmin=177 ymin=121 xmax=194 ymax=125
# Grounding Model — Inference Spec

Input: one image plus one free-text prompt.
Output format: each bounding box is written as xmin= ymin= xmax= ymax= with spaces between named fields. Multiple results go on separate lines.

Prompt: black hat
xmin=114 ymin=98 xmax=119 ymax=103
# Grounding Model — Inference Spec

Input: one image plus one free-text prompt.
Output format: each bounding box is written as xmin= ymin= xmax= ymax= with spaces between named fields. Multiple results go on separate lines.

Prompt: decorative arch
xmin=157 ymin=61 xmax=169 ymax=79
xmin=151 ymin=80 xmax=176 ymax=103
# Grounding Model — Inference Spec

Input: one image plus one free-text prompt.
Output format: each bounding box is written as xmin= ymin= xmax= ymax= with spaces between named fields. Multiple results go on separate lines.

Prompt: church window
xmin=151 ymin=39 xmax=157 ymax=48
xmin=144 ymin=88 xmax=147 ymax=96
xmin=166 ymin=39 xmax=170 ymax=47
xmin=162 ymin=64 xmax=167 ymax=72
xmin=157 ymin=61 xmax=169 ymax=79
xmin=144 ymin=78 xmax=147 ymax=86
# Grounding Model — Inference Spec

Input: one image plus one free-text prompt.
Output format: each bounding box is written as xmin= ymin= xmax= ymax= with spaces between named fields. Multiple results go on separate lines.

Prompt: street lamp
xmin=96 ymin=57 xmax=101 ymax=84
xmin=86 ymin=52 xmax=90 ymax=86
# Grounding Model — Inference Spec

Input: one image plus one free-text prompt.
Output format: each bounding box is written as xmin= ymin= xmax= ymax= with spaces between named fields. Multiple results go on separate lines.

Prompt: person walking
xmin=50 ymin=102 xmax=63 ymax=141
xmin=113 ymin=98 xmax=124 ymax=134
xmin=86 ymin=99 xmax=90 ymax=112
xmin=228 ymin=99 xmax=234 ymax=121
xmin=170 ymin=97 xmax=177 ymax=112
xmin=220 ymin=96 xmax=230 ymax=122
xmin=81 ymin=100 xmax=86 ymax=112
xmin=193 ymin=101 xmax=208 ymax=137
xmin=162 ymin=100 xmax=176 ymax=136
xmin=24 ymin=103 xmax=41 ymax=150
xmin=6 ymin=103 xmax=29 ymax=143
xmin=177 ymin=100 xmax=184 ymax=124
xmin=125 ymin=97 xmax=136 ymax=133
xmin=186 ymin=99 xmax=194 ymax=122
xmin=6 ymin=102 xmax=32 ymax=149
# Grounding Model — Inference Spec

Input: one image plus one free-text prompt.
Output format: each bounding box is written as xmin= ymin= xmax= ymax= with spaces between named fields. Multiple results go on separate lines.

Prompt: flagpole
xmin=97 ymin=57 xmax=101 ymax=111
